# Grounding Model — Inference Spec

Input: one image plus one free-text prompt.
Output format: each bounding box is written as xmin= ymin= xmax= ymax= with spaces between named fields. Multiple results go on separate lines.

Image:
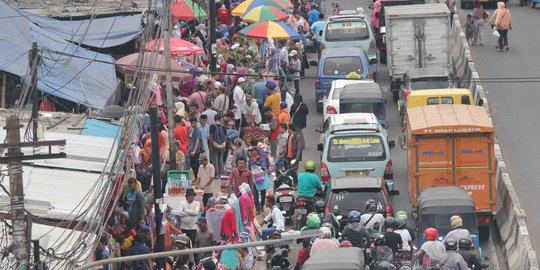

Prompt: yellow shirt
xmin=264 ymin=92 xmax=282 ymax=115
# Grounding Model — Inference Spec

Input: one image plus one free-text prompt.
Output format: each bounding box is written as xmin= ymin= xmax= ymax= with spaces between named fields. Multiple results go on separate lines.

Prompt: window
xmin=410 ymin=79 xmax=450 ymax=90
xmin=427 ymin=97 xmax=439 ymax=105
xmin=441 ymin=97 xmax=454 ymax=104
xmin=323 ymin=57 xmax=364 ymax=76
xmin=327 ymin=135 xmax=386 ymax=162
xmin=329 ymin=189 xmax=385 ymax=212
xmin=325 ymin=21 xmax=369 ymax=41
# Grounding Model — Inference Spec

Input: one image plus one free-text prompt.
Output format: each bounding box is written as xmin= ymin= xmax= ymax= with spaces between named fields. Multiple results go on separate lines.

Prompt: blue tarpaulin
xmin=0 ymin=1 xmax=141 ymax=108
xmin=81 ymin=119 xmax=120 ymax=138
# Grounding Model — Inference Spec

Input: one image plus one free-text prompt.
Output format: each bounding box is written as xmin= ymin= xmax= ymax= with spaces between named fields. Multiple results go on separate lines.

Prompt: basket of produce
xmin=243 ymin=126 xmax=266 ymax=145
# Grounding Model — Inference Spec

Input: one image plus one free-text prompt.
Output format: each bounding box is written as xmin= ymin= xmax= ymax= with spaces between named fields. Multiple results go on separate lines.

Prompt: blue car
xmin=315 ymin=47 xmax=372 ymax=113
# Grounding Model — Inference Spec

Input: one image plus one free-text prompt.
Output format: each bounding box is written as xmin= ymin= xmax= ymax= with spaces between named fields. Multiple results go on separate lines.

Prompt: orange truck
xmin=404 ymin=104 xmax=496 ymax=228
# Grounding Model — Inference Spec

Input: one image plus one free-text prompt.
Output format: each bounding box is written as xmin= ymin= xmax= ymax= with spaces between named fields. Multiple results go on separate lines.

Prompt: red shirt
xmin=173 ymin=125 xmax=188 ymax=153
xmin=217 ymin=8 xmax=230 ymax=25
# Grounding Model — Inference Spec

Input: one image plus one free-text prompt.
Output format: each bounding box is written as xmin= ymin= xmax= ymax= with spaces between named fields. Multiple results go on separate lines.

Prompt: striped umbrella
xmin=171 ymin=0 xmax=207 ymax=21
xmin=242 ymin=6 xmax=288 ymax=23
xmin=232 ymin=0 xmax=292 ymax=16
xmin=238 ymin=21 xmax=300 ymax=40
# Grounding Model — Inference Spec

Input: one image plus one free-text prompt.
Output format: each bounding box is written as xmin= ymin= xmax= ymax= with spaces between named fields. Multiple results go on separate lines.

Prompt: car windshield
xmin=421 ymin=213 xmax=478 ymax=235
xmin=340 ymin=102 xmax=385 ymax=120
xmin=323 ymin=57 xmax=364 ymax=76
xmin=410 ymin=79 xmax=450 ymax=90
xmin=327 ymin=135 xmax=386 ymax=162
xmin=325 ymin=21 xmax=369 ymax=41
xmin=329 ymin=189 xmax=385 ymax=213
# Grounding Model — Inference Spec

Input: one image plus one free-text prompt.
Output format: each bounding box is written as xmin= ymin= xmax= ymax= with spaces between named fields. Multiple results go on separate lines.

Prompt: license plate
xmin=280 ymin=196 xmax=293 ymax=203
xmin=346 ymin=171 xmax=366 ymax=176
xmin=296 ymin=208 xmax=307 ymax=215
xmin=472 ymin=249 xmax=480 ymax=255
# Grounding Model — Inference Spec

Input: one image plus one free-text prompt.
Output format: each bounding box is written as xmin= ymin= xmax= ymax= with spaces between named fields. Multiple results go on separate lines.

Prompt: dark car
xmin=325 ymin=176 xmax=398 ymax=228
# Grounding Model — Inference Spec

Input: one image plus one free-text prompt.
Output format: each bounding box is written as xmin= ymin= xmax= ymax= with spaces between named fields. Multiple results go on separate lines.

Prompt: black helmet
xmin=384 ymin=217 xmax=396 ymax=229
xmin=372 ymin=233 xmax=385 ymax=246
xmin=314 ymin=200 xmax=325 ymax=213
xmin=365 ymin=199 xmax=378 ymax=212
xmin=458 ymin=238 xmax=472 ymax=250
xmin=444 ymin=238 xmax=458 ymax=251
xmin=375 ymin=261 xmax=395 ymax=270
xmin=395 ymin=218 xmax=406 ymax=230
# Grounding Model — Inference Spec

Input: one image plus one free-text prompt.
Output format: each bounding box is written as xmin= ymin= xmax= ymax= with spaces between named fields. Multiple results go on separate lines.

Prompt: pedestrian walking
xmin=472 ymin=0 xmax=485 ymax=46
xmin=290 ymin=94 xmax=308 ymax=150
xmin=465 ymin=14 xmax=474 ymax=44
xmin=194 ymin=154 xmax=217 ymax=207
xmin=227 ymin=157 xmax=254 ymax=194
xmin=288 ymin=50 xmax=302 ymax=96
xmin=187 ymin=117 xmax=202 ymax=177
xmin=248 ymin=146 xmax=269 ymax=213
xmin=493 ymin=2 xmax=512 ymax=51
xmin=264 ymin=108 xmax=281 ymax=158
xmin=275 ymin=123 xmax=289 ymax=172
xmin=209 ymin=114 xmax=227 ymax=178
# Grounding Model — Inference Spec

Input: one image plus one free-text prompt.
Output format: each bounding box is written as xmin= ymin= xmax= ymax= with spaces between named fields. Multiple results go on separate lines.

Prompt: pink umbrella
xmin=115 ymin=53 xmax=192 ymax=81
xmin=145 ymin=38 xmax=203 ymax=57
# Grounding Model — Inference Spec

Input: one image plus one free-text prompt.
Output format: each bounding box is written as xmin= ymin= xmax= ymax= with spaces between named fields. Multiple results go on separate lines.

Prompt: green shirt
xmin=278 ymin=66 xmax=287 ymax=90
xmin=297 ymin=172 xmax=322 ymax=197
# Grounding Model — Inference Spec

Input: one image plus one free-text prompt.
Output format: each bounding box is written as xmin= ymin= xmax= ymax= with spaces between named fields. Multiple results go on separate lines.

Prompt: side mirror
xmin=368 ymin=3 xmax=374 ymax=9
xmin=315 ymin=127 xmax=323 ymax=133
xmin=291 ymin=159 xmax=297 ymax=165
xmin=317 ymin=143 xmax=323 ymax=151
xmin=336 ymin=215 xmax=343 ymax=220
xmin=388 ymin=140 xmax=395 ymax=150
xmin=398 ymin=134 xmax=407 ymax=150
xmin=369 ymin=59 xmax=378 ymax=65
xmin=477 ymin=98 xmax=484 ymax=107
xmin=309 ymin=60 xmax=318 ymax=67
xmin=389 ymin=190 xmax=400 ymax=196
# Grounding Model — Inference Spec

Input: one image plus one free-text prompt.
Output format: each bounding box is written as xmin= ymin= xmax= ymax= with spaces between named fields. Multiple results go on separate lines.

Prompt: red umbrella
xmin=145 ymin=38 xmax=203 ymax=57
xmin=171 ymin=0 xmax=208 ymax=21
xmin=115 ymin=53 xmax=192 ymax=81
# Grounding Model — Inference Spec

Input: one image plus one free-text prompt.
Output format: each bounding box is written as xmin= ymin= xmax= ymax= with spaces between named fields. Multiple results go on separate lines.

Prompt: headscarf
xmin=139 ymin=139 xmax=152 ymax=165
xmin=371 ymin=1 xmax=381 ymax=29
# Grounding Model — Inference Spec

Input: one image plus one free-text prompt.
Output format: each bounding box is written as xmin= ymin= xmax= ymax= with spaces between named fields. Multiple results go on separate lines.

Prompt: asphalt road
xmin=456 ymin=1 xmax=540 ymax=257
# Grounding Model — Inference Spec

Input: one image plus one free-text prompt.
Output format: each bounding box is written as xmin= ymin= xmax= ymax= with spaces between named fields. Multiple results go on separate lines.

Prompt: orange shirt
xmin=278 ymin=108 xmax=290 ymax=126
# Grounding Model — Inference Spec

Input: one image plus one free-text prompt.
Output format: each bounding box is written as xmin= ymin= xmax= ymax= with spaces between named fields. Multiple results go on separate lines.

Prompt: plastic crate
xmin=166 ymin=170 xmax=191 ymax=197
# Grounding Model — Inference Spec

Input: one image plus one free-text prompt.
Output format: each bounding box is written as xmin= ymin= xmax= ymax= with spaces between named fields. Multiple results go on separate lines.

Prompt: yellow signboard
xmin=332 ymin=137 xmax=381 ymax=145
xmin=346 ymin=72 xmax=361 ymax=79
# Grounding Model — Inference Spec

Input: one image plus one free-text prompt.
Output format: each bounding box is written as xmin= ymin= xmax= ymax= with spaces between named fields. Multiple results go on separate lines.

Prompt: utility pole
xmin=209 ymin=0 xmax=217 ymax=73
xmin=30 ymin=42 xmax=40 ymax=142
xmin=2 ymin=115 xmax=66 ymax=267
xmin=162 ymin=0 xmax=177 ymax=170
xmin=149 ymin=107 xmax=165 ymax=268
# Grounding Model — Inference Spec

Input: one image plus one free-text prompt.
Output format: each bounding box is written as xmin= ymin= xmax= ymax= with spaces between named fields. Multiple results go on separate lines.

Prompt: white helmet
xmin=320 ymin=226 xmax=332 ymax=238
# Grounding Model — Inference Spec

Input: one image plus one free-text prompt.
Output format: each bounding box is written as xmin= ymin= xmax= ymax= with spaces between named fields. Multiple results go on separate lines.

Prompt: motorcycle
xmin=273 ymin=163 xmax=297 ymax=192
xmin=267 ymin=246 xmax=291 ymax=270
xmin=520 ymin=0 xmax=531 ymax=6
xmin=274 ymin=183 xmax=296 ymax=223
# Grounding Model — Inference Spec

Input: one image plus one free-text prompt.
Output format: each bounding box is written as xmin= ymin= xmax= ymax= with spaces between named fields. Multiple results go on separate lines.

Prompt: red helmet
xmin=424 ymin=228 xmax=439 ymax=241
xmin=340 ymin=240 xmax=353 ymax=248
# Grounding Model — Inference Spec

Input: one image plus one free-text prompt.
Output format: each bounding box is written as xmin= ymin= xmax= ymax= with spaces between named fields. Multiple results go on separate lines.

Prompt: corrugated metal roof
xmin=5 ymin=0 xmax=149 ymax=18
xmin=385 ymin=3 xmax=450 ymax=17
xmin=407 ymin=104 xmax=493 ymax=134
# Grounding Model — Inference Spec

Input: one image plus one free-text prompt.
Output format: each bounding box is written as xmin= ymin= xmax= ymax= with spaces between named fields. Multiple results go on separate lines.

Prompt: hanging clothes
xmin=232 ymin=198 xmax=243 ymax=233
xmin=220 ymin=208 xmax=239 ymax=242
xmin=238 ymin=192 xmax=252 ymax=225
xmin=206 ymin=208 xmax=225 ymax=242
xmin=219 ymin=248 xmax=238 ymax=269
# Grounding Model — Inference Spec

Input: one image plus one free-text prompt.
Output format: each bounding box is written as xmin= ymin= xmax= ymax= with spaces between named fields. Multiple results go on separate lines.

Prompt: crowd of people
xmin=93 ymin=1 xmax=331 ymax=269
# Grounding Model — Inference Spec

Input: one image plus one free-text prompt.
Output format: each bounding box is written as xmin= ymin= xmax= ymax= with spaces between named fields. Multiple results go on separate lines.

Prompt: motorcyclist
xmin=300 ymin=214 xmax=321 ymax=232
xmin=395 ymin=210 xmax=416 ymax=241
xmin=360 ymin=199 xmax=385 ymax=233
xmin=295 ymin=238 xmax=312 ymax=270
xmin=340 ymin=210 xmax=371 ymax=248
xmin=438 ymin=238 xmax=469 ymax=270
xmin=382 ymin=217 xmax=403 ymax=253
xmin=444 ymin=215 xmax=472 ymax=249
xmin=457 ymin=238 xmax=488 ymax=269
xmin=371 ymin=233 xmax=394 ymax=264
xmin=374 ymin=261 xmax=397 ymax=270
xmin=394 ymin=219 xmax=413 ymax=252
xmin=315 ymin=200 xmax=341 ymax=238
xmin=296 ymin=160 xmax=322 ymax=212
xmin=410 ymin=228 xmax=446 ymax=268
xmin=310 ymin=226 xmax=339 ymax=255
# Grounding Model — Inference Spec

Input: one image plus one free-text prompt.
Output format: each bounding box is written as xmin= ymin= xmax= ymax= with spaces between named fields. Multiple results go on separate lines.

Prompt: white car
xmin=322 ymin=79 xmax=374 ymax=123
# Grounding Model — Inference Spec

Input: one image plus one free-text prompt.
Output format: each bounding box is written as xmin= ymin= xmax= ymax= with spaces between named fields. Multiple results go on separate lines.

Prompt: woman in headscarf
xmin=493 ymin=1 xmax=512 ymax=51
xmin=289 ymin=95 xmax=308 ymax=150
xmin=472 ymin=0 xmax=485 ymax=46
xmin=139 ymin=138 xmax=153 ymax=171
xmin=371 ymin=0 xmax=382 ymax=32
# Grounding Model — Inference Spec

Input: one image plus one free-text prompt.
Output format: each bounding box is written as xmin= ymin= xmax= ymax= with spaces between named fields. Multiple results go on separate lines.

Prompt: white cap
xmin=237 ymin=77 xmax=246 ymax=83
xmin=289 ymin=50 xmax=298 ymax=57
xmin=214 ymin=81 xmax=222 ymax=89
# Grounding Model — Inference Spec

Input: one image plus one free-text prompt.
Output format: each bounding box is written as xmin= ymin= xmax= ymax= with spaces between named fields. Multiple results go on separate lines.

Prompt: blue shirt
xmin=188 ymin=126 xmax=202 ymax=154
xmin=252 ymin=81 xmax=267 ymax=107
xmin=310 ymin=21 xmax=326 ymax=42
xmin=308 ymin=9 xmax=320 ymax=25
xmin=297 ymin=172 xmax=322 ymax=197
xmin=200 ymin=123 xmax=210 ymax=152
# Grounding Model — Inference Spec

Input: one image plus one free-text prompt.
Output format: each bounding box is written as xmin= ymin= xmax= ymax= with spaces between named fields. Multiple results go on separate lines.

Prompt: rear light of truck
xmin=478 ymin=216 xmax=492 ymax=225
xmin=315 ymin=78 xmax=320 ymax=89
xmin=326 ymin=105 xmax=337 ymax=114
xmin=298 ymin=200 xmax=305 ymax=206
xmin=384 ymin=160 xmax=393 ymax=179
xmin=321 ymin=162 xmax=330 ymax=182
xmin=386 ymin=205 xmax=392 ymax=217
xmin=325 ymin=207 xmax=330 ymax=212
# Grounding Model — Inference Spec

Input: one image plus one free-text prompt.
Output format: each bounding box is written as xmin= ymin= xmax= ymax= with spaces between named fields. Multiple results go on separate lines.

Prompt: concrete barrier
xmin=451 ymin=16 xmax=539 ymax=270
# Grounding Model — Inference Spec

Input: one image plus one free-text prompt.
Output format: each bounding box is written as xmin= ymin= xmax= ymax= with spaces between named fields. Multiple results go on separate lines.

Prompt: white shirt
xmin=264 ymin=206 xmax=285 ymax=232
xmin=360 ymin=213 xmax=385 ymax=231
xmin=278 ymin=47 xmax=289 ymax=65
xmin=233 ymin=86 xmax=245 ymax=120
xmin=177 ymin=200 xmax=201 ymax=230
xmin=202 ymin=108 xmax=217 ymax=126
xmin=395 ymin=229 xmax=412 ymax=251
xmin=285 ymin=92 xmax=293 ymax=111
xmin=242 ymin=102 xmax=262 ymax=124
